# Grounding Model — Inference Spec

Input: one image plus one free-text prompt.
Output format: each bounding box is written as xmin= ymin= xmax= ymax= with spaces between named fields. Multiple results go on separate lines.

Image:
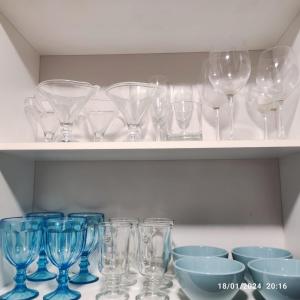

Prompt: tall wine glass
xmin=256 ymin=45 xmax=299 ymax=138
xmin=201 ymin=61 xmax=228 ymax=140
xmin=26 ymin=211 xmax=64 ymax=282
xmin=68 ymin=212 xmax=105 ymax=284
xmin=208 ymin=49 xmax=251 ymax=139
xmin=38 ymin=79 xmax=98 ymax=142
xmin=43 ymin=217 xmax=87 ymax=300
xmin=0 ymin=217 xmax=43 ymax=300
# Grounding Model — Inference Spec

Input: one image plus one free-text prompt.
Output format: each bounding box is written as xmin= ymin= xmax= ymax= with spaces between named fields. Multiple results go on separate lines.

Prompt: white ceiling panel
xmin=0 ymin=0 xmax=300 ymax=55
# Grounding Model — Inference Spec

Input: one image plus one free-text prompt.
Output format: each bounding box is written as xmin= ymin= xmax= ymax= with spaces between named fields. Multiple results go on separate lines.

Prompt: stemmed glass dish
xmin=256 ymin=45 xmax=299 ymax=138
xmin=208 ymin=49 xmax=251 ymax=139
xmin=68 ymin=212 xmax=105 ymax=284
xmin=0 ymin=217 xmax=43 ymax=300
xmin=38 ymin=79 xmax=98 ymax=142
xmin=137 ymin=221 xmax=173 ymax=300
xmin=26 ymin=211 xmax=64 ymax=282
xmin=110 ymin=218 xmax=139 ymax=287
xmin=106 ymin=82 xmax=158 ymax=141
xmin=43 ymin=217 xmax=87 ymax=300
xmin=149 ymin=76 xmax=171 ymax=141
xmin=97 ymin=222 xmax=132 ymax=300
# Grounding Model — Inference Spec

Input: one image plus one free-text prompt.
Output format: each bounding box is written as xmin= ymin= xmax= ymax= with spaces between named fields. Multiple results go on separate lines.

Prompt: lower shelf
xmin=0 ymin=276 xmax=263 ymax=300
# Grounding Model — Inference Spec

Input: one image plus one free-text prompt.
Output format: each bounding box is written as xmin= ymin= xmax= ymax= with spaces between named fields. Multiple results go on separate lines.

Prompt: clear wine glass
xmin=106 ymin=82 xmax=158 ymax=142
xmin=256 ymin=45 xmax=299 ymax=138
xmin=38 ymin=79 xmax=98 ymax=142
xmin=201 ymin=61 xmax=228 ymax=140
xmin=148 ymin=76 xmax=171 ymax=141
xmin=208 ymin=49 xmax=251 ymax=139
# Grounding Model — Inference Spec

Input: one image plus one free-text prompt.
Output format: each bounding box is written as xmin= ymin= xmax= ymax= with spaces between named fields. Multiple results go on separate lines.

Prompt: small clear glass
xmin=0 ymin=217 xmax=43 ymax=300
xmin=97 ymin=222 xmax=131 ymax=300
xmin=137 ymin=221 xmax=173 ymax=300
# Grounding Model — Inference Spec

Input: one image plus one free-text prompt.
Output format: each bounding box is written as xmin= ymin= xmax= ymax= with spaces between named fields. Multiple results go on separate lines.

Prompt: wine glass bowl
xmin=0 ymin=217 xmax=43 ymax=300
xmin=38 ymin=79 xmax=98 ymax=142
xmin=106 ymin=82 xmax=158 ymax=141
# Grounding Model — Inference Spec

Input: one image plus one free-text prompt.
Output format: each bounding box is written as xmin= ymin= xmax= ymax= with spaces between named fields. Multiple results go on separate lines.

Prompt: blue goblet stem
xmin=78 ymin=254 xmax=89 ymax=275
xmin=15 ymin=267 xmax=27 ymax=291
xmin=37 ymin=249 xmax=49 ymax=271
xmin=57 ymin=269 xmax=69 ymax=290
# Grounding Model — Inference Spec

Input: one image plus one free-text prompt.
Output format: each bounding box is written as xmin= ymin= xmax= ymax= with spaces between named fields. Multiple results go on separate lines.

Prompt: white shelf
xmin=1 ymin=140 xmax=300 ymax=161
xmin=0 ymin=277 xmax=262 ymax=300
xmin=0 ymin=0 xmax=299 ymax=54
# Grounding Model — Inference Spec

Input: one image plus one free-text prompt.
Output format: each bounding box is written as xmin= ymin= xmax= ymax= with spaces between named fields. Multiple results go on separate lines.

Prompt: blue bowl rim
xmin=172 ymin=245 xmax=229 ymax=258
xmin=248 ymin=258 xmax=300 ymax=278
xmin=174 ymin=256 xmax=245 ymax=276
xmin=232 ymin=246 xmax=292 ymax=259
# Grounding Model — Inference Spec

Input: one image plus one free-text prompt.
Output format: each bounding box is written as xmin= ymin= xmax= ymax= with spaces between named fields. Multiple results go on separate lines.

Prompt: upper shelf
xmin=0 ymin=0 xmax=300 ymax=55
xmin=1 ymin=140 xmax=300 ymax=161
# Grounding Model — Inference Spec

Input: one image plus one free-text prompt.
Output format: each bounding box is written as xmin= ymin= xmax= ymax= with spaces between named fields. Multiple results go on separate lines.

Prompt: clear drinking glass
xmin=38 ymin=79 xmax=98 ymax=142
xmin=85 ymin=99 xmax=117 ymax=142
xmin=110 ymin=218 xmax=139 ymax=287
xmin=43 ymin=217 xmax=87 ymax=300
xmin=26 ymin=211 xmax=64 ymax=282
xmin=105 ymin=82 xmax=159 ymax=141
xmin=201 ymin=61 xmax=228 ymax=140
xmin=97 ymin=222 xmax=131 ymax=300
xmin=137 ymin=221 xmax=173 ymax=300
xmin=0 ymin=217 xmax=43 ymax=300
xmin=148 ymin=76 xmax=171 ymax=141
xmin=208 ymin=49 xmax=251 ymax=139
xmin=68 ymin=212 xmax=105 ymax=284
xmin=256 ymin=45 xmax=299 ymax=138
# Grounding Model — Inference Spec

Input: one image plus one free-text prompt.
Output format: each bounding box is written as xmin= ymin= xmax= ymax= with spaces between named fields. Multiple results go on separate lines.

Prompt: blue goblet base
xmin=0 ymin=286 xmax=39 ymax=300
xmin=43 ymin=287 xmax=81 ymax=300
xmin=27 ymin=269 xmax=57 ymax=282
xmin=69 ymin=272 xmax=99 ymax=284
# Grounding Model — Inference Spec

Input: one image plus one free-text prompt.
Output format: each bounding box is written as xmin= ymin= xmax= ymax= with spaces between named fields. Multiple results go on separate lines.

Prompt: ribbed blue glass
xmin=26 ymin=212 xmax=64 ymax=282
xmin=0 ymin=217 xmax=43 ymax=300
xmin=68 ymin=212 xmax=104 ymax=284
xmin=43 ymin=217 xmax=87 ymax=300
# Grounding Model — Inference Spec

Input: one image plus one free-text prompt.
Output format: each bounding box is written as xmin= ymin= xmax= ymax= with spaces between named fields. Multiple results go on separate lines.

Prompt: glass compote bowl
xmin=106 ymin=82 xmax=158 ymax=141
xmin=43 ymin=217 xmax=87 ymax=300
xmin=68 ymin=212 xmax=105 ymax=284
xmin=0 ymin=217 xmax=43 ymax=300
xmin=26 ymin=211 xmax=64 ymax=282
xmin=38 ymin=79 xmax=98 ymax=142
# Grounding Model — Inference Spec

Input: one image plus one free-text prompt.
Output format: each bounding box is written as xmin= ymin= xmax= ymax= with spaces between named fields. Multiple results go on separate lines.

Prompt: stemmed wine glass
xmin=26 ymin=211 xmax=64 ymax=282
xmin=43 ymin=217 xmax=87 ymax=300
xmin=201 ymin=61 xmax=228 ymax=140
xmin=38 ymin=79 xmax=98 ymax=142
xmin=0 ymin=217 xmax=43 ymax=300
xmin=148 ymin=76 xmax=171 ymax=141
xmin=106 ymin=82 xmax=159 ymax=141
xmin=208 ymin=49 xmax=251 ymax=139
xmin=68 ymin=212 xmax=105 ymax=284
xmin=256 ymin=45 xmax=299 ymax=139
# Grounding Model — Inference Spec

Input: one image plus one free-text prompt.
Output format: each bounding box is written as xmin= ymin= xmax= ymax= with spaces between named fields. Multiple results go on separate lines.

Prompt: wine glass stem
xmin=15 ymin=267 xmax=26 ymax=290
xmin=263 ymin=113 xmax=268 ymax=140
xmin=57 ymin=269 xmax=69 ymax=289
xmin=128 ymin=124 xmax=141 ymax=142
xmin=37 ymin=249 xmax=49 ymax=272
xmin=227 ymin=94 xmax=234 ymax=140
xmin=277 ymin=100 xmax=285 ymax=139
xmin=94 ymin=132 xmax=104 ymax=142
xmin=78 ymin=254 xmax=90 ymax=274
xmin=215 ymin=108 xmax=220 ymax=141
xmin=61 ymin=122 xmax=72 ymax=142
xmin=104 ymin=275 xmax=122 ymax=293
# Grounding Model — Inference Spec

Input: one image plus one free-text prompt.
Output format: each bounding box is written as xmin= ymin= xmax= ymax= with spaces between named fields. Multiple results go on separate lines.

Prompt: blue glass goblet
xmin=68 ymin=212 xmax=105 ymax=284
xmin=43 ymin=217 xmax=87 ymax=300
xmin=0 ymin=217 xmax=43 ymax=300
xmin=26 ymin=212 xmax=64 ymax=282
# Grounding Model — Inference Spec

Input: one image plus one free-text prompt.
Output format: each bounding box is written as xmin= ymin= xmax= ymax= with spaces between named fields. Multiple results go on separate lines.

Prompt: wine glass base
xmin=96 ymin=290 xmax=129 ymax=300
xmin=143 ymin=278 xmax=173 ymax=290
xmin=0 ymin=287 xmax=39 ymax=300
xmin=27 ymin=269 xmax=57 ymax=282
xmin=136 ymin=291 xmax=169 ymax=300
xmin=69 ymin=272 xmax=99 ymax=284
xmin=120 ymin=277 xmax=138 ymax=287
xmin=43 ymin=287 xmax=81 ymax=300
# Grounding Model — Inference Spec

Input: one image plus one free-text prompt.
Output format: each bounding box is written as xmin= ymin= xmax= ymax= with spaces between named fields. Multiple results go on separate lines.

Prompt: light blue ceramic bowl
xmin=173 ymin=245 xmax=229 ymax=261
xmin=249 ymin=258 xmax=300 ymax=300
xmin=232 ymin=246 xmax=292 ymax=282
xmin=175 ymin=257 xmax=245 ymax=300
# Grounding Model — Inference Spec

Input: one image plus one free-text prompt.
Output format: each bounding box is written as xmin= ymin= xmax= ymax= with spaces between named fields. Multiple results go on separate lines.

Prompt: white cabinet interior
xmin=1 ymin=2 xmax=300 ymax=299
